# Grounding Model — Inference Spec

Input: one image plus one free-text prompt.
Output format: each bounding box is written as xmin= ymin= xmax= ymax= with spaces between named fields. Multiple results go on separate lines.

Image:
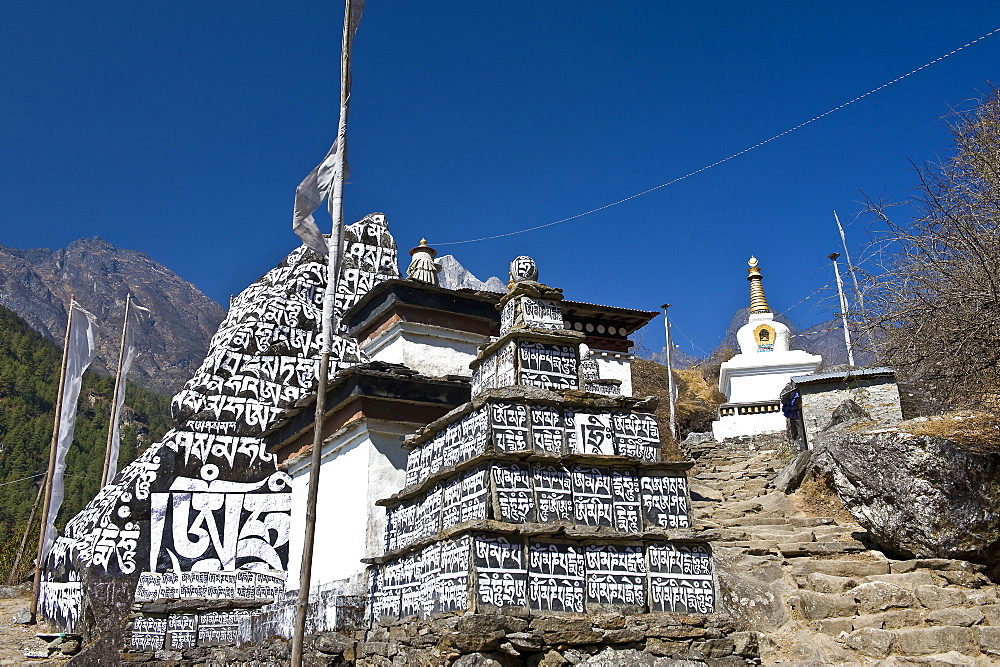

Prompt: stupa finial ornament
xmin=407 ymin=238 xmax=440 ymax=286
xmin=508 ymin=256 xmax=538 ymax=288
xmin=747 ymin=256 xmax=771 ymax=314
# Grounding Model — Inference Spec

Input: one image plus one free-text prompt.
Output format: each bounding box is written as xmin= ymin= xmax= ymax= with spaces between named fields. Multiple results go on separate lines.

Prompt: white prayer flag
xmin=42 ymin=300 xmax=98 ymax=558
xmin=291 ymin=0 xmax=365 ymax=257
xmin=106 ymin=300 xmax=149 ymax=484
xmin=292 ymin=140 xmax=347 ymax=257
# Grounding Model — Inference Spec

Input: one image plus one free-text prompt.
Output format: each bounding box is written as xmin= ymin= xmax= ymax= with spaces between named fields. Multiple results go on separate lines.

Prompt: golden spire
xmin=747 ymin=256 xmax=771 ymax=314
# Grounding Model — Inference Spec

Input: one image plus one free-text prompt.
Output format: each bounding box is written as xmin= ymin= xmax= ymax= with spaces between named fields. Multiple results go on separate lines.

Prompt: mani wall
xmin=369 ymin=260 xmax=716 ymax=625
xmin=39 ymin=214 xmax=398 ymax=654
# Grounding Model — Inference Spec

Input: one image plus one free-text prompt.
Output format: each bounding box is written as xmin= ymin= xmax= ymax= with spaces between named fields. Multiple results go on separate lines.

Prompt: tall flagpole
xmin=829 ymin=253 xmax=856 ymax=367
xmin=30 ymin=298 xmax=75 ymax=623
xmin=834 ymin=211 xmax=864 ymax=313
xmin=291 ymin=0 xmax=353 ymax=662
xmin=660 ymin=304 xmax=678 ymax=442
xmin=102 ymin=293 xmax=131 ymax=487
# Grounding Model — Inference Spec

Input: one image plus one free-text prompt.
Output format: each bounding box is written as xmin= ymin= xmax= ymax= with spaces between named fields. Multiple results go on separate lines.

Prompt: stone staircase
xmin=685 ymin=433 xmax=1000 ymax=665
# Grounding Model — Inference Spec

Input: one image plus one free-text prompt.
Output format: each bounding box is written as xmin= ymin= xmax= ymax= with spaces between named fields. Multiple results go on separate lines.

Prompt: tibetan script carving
xmin=585 ymin=544 xmax=645 ymax=609
xmin=528 ymin=540 xmax=585 ymax=613
xmin=491 ymin=402 xmax=529 ymax=452
xmin=647 ymin=542 xmax=714 ymax=614
xmin=518 ymin=341 xmax=578 ymax=390
xmin=566 ymin=410 xmax=614 ymax=455
xmin=474 ymin=535 xmax=526 ymax=609
xmin=641 ymin=475 xmax=690 ymax=528
xmin=530 ymin=406 xmax=564 ymax=456
xmin=571 ymin=466 xmax=613 ymax=527
xmin=532 ymin=465 xmax=573 ymax=523
xmin=491 ymin=463 xmax=534 ymax=523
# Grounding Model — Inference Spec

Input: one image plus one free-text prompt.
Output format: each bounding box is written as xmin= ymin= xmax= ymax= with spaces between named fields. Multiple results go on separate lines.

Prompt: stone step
xmin=809 ymin=602 xmax=994 ymax=637
xmin=925 ymin=607 xmax=986 ymax=627
xmin=864 ymin=571 xmax=942 ymax=591
xmin=780 ymin=541 xmax=867 ymax=557
xmin=698 ymin=528 xmax=755 ymax=542
xmin=798 ymin=571 xmax=860 ymax=594
xmin=718 ymin=516 xmax=790 ymax=527
xmin=788 ymin=591 xmax=858 ymax=620
xmin=725 ymin=499 xmax=765 ymax=513
xmin=810 ymin=525 xmax=856 ymax=540
xmin=708 ymin=540 xmax=781 ymax=555
xmin=981 ymin=604 xmax=1000 ymax=626
xmin=914 ymin=584 xmax=969 ymax=610
xmin=750 ymin=532 xmax=817 ymax=546
xmin=790 ymin=557 xmax=891 ymax=578
xmin=788 ymin=516 xmax=836 ymax=527
xmin=891 ymin=558 xmax=984 ymax=574
xmin=811 ymin=608 xmax=926 ymax=636
xmin=850 ymin=581 xmax=920 ymax=615
xmin=843 ymin=625 xmax=988 ymax=660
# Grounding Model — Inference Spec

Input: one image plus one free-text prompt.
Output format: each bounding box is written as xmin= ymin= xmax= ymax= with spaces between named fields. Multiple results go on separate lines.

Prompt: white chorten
xmin=712 ymin=257 xmax=821 ymax=440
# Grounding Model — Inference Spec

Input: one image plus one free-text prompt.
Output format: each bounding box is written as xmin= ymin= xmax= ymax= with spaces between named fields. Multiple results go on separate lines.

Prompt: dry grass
xmin=0 ymin=524 xmax=38 ymax=587
xmin=900 ymin=411 xmax=1000 ymax=453
xmin=631 ymin=358 xmax=725 ymax=461
xmin=794 ymin=472 xmax=853 ymax=524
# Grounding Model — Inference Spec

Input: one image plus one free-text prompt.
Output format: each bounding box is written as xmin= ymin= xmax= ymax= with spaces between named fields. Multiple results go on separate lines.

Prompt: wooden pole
xmin=6 ymin=479 xmax=44 ymax=586
xmin=834 ymin=211 xmax=865 ymax=313
xmin=102 ymin=293 xmax=131 ymax=487
xmin=291 ymin=1 xmax=353 ymax=663
xmin=29 ymin=297 xmax=75 ymax=623
xmin=661 ymin=304 xmax=678 ymax=442
xmin=829 ymin=253 xmax=856 ymax=367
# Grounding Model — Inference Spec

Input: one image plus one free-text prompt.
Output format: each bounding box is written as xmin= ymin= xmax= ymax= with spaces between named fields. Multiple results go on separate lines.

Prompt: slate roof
xmin=789 ymin=366 xmax=896 ymax=385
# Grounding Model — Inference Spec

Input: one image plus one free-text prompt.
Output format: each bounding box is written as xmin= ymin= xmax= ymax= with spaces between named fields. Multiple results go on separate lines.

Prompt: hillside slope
xmin=0 ymin=237 xmax=226 ymax=394
xmin=0 ymin=304 xmax=171 ymax=580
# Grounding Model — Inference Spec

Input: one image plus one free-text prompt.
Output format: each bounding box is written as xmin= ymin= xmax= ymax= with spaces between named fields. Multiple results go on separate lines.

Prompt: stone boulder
xmin=811 ymin=421 xmax=1000 ymax=568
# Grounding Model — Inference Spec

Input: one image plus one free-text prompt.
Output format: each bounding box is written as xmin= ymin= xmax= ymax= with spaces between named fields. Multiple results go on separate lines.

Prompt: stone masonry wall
xmin=799 ymin=379 xmax=901 ymax=447
xmin=121 ymin=609 xmax=758 ymax=665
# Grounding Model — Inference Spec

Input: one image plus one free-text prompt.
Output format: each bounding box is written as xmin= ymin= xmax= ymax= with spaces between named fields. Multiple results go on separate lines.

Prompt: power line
xmin=0 ymin=471 xmax=99 ymax=489
xmin=433 ymin=27 xmax=1000 ymax=246
xmin=0 ymin=472 xmax=45 ymax=488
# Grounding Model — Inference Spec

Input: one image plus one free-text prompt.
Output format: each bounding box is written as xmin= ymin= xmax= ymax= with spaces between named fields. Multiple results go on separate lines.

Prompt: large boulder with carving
xmin=811 ymin=416 xmax=1000 ymax=569
xmin=37 ymin=214 xmax=399 ymax=657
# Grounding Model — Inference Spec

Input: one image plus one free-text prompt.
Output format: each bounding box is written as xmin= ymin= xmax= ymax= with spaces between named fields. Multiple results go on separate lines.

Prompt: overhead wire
xmin=0 ymin=472 xmax=45 ymax=488
xmin=432 ymin=27 xmax=1000 ymax=246
xmin=666 ymin=264 xmax=840 ymax=356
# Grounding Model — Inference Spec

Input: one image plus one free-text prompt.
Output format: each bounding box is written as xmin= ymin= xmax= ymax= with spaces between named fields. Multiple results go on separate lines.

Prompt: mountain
xmin=0 ymin=303 xmax=171 ymax=568
xmin=0 ymin=238 xmax=226 ymax=394
xmin=436 ymin=254 xmax=506 ymax=292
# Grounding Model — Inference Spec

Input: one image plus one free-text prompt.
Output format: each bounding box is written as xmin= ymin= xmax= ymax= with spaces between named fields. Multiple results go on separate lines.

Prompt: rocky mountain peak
xmin=436 ymin=254 xmax=505 ymax=292
xmin=0 ymin=239 xmax=226 ymax=394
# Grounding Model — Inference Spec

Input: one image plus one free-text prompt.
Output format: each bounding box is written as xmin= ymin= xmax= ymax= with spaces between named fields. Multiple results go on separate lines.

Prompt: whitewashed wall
xmin=363 ymin=321 xmax=488 ymax=378
xmin=286 ymin=419 xmax=411 ymax=595
xmin=591 ymin=351 xmax=633 ymax=396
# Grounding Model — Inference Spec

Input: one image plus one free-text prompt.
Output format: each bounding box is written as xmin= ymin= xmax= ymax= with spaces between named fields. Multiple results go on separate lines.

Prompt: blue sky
xmin=3 ymin=2 xmax=999 ymax=358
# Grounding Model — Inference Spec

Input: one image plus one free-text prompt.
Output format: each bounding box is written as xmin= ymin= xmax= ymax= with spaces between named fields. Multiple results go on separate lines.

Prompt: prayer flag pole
xmin=102 ymin=293 xmax=131 ymax=487
xmin=661 ymin=304 xmax=678 ymax=442
xmin=834 ymin=210 xmax=865 ymax=313
xmin=29 ymin=297 xmax=75 ymax=623
xmin=291 ymin=0 xmax=357 ymax=662
xmin=829 ymin=253 xmax=856 ymax=367
xmin=6 ymin=479 xmax=44 ymax=586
